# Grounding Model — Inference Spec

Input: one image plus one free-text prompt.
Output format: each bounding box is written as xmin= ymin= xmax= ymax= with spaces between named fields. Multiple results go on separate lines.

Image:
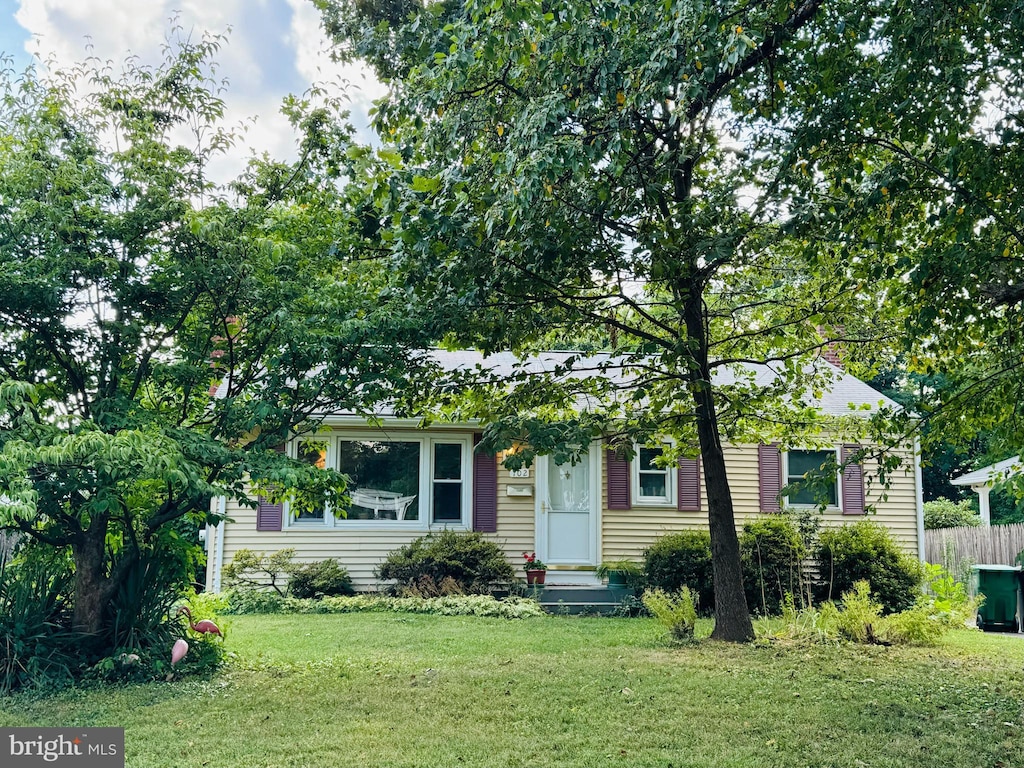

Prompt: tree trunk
xmin=684 ymin=300 xmax=755 ymax=643
xmin=71 ymin=522 xmax=115 ymax=646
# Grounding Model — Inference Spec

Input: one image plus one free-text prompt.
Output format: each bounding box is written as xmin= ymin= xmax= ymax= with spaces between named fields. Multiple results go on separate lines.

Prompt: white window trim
xmin=631 ymin=441 xmax=676 ymax=507
xmin=283 ymin=432 xmax=474 ymax=531
xmin=288 ymin=436 xmax=336 ymax=528
xmin=783 ymin=447 xmax=842 ymax=511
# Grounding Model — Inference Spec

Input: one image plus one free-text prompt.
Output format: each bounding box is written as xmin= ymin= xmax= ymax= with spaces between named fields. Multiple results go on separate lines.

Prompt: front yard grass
xmin=2 ymin=613 xmax=1024 ymax=767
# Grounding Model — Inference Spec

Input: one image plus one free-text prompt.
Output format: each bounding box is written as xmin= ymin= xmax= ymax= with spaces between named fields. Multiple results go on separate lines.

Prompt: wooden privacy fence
xmin=925 ymin=523 xmax=1024 ymax=568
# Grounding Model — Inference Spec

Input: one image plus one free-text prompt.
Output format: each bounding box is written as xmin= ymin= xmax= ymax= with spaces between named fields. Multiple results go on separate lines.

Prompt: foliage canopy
xmin=0 ymin=35 xmax=433 ymax=644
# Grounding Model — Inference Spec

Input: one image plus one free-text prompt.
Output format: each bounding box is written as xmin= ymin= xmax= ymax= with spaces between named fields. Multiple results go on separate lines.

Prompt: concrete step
xmin=530 ymin=585 xmax=636 ymax=615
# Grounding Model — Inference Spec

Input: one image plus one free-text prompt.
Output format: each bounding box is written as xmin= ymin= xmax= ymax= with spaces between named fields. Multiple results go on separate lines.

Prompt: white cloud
xmin=285 ymin=0 xmax=386 ymax=143
xmin=10 ymin=0 xmax=382 ymax=181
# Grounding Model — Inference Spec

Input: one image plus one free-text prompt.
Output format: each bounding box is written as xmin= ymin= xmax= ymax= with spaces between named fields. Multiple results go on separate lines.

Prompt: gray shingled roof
xmin=428 ymin=349 xmax=899 ymax=416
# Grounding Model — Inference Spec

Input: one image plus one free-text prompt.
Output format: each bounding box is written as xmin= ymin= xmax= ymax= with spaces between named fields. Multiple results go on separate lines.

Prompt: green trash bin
xmin=971 ymin=565 xmax=1021 ymax=632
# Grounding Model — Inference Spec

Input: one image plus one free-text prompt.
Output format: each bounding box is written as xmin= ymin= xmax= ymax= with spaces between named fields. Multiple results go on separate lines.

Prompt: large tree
xmin=316 ymin=0 xmax=941 ymax=641
xmin=0 ymin=37 xmax=433 ymax=645
xmin=785 ymin=1 xmax=1024 ymax=459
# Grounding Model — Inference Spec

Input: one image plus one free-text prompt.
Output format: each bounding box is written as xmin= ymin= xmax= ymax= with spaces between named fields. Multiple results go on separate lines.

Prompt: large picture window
xmin=785 ymin=449 xmax=839 ymax=507
xmin=341 ymin=440 xmax=421 ymax=520
xmin=286 ymin=432 xmax=471 ymax=528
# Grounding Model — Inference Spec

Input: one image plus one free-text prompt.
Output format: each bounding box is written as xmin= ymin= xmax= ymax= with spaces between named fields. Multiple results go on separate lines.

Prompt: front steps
xmin=530 ymin=584 xmax=636 ymax=615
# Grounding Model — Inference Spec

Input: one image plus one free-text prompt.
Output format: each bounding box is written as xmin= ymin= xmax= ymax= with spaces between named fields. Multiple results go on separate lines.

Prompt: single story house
xmin=203 ymin=351 xmax=924 ymax=592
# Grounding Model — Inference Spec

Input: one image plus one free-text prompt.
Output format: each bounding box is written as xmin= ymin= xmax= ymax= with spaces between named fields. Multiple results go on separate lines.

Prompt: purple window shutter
xmin=841 ymin=444 xmax=866 ymax=515
xmin=472 ymin=433 xmax=498 ymax=533
xmin=677 ymin=456 xmax=701 ymax=512
xmin=256 ymin=497 xmax=283 ymax=531
xmin=256 ymin=443 xmax=287 ymax=531
xmin=606 ymin=449 xmax=631 ymax=510
xmin=758 ymin=443 xmax=782 ymax=512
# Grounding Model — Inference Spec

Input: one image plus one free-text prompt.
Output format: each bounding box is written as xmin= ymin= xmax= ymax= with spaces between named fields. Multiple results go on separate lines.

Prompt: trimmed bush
xmin=741 ymin=516 xmax=807 ymax=616
xmin=923 ymin=498 xmax=980 ymax=529
xmin=288 ymin=559 xmax=354 ymax=599
xmin=816 ymin=520 xmax=922 ymax=614
xmin=643 ymin=531 xmax=714 ymax=614
xmin=376 ymin=530 xmax=515 ymax=594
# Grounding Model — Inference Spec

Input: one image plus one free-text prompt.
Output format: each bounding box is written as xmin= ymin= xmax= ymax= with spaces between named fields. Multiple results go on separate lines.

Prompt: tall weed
xmin=642 ymin=587 xmax=698 ymax=644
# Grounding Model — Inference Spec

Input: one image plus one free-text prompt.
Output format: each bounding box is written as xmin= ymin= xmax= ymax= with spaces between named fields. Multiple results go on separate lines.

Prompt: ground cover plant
xmin=2 ymin=612 xmax=1023 ymax=767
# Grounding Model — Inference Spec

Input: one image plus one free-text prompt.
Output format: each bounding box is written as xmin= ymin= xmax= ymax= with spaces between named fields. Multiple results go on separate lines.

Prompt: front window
xmin=341 ymin=440 xmax=421 ymax=521
xmin=786 ymin=449 xmax=839 ymax=507
xmin=633 ymin=443 xmax=673 ymax=505
xmin=432 ymin=443 xmax=463 ymax=522
xmin=286 ymin=432 xmax=471 ymax=528
xmin=294 ymin=439 xmax=328 ymax=522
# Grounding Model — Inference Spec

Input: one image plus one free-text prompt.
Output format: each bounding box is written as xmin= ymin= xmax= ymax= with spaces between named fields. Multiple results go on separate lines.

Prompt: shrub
xmin=288 ymin=560 xmax=354 ymax=599
xmin=643 ymin=531 xmax=714 ymax=614
xmin=223 ymin=548 xmax=296 ymax=596
xmin=642 ymin=587 xmax=698 ymax=644
xmin=376 ymin=531 xmax=515 ymax=594
xmin=884 ymin=602 xmax=945 ymax=646
xmin=924 ymin=498 xmax=980 ymax=529
xmin=741 ymin=516 xmax=807 ymax=616
xmin=0 ymin=548 xmax=77 ymax=694
xmin=816 ymin=520 xmax=923 ymax=613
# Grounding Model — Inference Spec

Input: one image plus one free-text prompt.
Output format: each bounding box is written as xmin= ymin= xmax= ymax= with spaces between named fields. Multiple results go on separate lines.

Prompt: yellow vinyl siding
xmin=209 ymin=463 xmax=535 ymax=592
xmin=601 ymin=444 xmax=920 ymax=562
xmin=207 ymin=432 xmax=919 ymax=592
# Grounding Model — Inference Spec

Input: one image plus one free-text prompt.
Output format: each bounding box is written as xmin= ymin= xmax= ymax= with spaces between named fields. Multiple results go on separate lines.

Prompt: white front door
xmin=536 ymin=442 xmax=600 ymax=565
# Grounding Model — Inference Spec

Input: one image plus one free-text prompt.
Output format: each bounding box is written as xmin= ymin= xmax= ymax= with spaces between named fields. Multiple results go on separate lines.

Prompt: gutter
xmin=914 ymin=437 xmax=926 ymax=563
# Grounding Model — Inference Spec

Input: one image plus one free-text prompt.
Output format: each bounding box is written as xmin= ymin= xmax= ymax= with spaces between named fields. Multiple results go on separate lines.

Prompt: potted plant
xmin=596 ymin=560 xmax=644 ymax=589
xmin=522 ymin=551 xmax=548 ymax=585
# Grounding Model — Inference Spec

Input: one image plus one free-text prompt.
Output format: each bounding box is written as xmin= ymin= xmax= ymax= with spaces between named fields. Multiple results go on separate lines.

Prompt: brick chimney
xmin=817 ymin=325 xmax=844 ymax=368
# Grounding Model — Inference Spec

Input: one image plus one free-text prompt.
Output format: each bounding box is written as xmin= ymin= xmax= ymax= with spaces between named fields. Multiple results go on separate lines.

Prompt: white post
xmin=213 ymin=496 xmax=227 ymax=592
xmin=974 ymin=484 xmax=992 ymax=527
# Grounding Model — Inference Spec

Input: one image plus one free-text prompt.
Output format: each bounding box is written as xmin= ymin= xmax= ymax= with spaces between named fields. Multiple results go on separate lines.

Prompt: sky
xmin=0 ymin=0 xmax=385 ymax=180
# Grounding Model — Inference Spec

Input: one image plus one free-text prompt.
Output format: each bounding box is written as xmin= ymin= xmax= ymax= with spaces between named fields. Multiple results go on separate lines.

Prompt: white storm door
xmin=537 ymin=443 xmax=600 ymax=565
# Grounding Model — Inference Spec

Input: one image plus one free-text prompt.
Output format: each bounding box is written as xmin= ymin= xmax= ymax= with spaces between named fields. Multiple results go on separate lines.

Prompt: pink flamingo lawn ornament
xmin=171 ymin=638 xmax=189 ymax=667
xmin=176 ymin=606 xmax=223 ymax=638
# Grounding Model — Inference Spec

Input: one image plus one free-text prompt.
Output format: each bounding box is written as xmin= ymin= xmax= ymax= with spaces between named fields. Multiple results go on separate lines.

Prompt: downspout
xmin=213 ymin=496 xmax=227 ymax=593
xmin=914 ymin=437 xmax=926 ymax=563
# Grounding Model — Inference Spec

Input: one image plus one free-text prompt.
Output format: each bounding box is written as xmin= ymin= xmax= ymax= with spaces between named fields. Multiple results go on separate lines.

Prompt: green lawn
xmin=3 ymin=614 xmax=1024 ymax=767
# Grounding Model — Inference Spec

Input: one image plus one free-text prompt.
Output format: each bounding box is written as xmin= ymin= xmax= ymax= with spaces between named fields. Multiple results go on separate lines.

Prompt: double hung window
xmin=784 ymin=449 xmax=839 ymax=507
xmin=633 ymin=443 xmax=674 ymax=506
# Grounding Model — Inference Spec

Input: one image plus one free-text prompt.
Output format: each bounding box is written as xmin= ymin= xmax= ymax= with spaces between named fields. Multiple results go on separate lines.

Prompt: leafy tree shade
xmin=0 ymin=37 xmax=432 ymax=646
xmin=779 ymin=2 xmax=1024 ymax=458
xmin=315 ymin=0 xmax=940 ymax=640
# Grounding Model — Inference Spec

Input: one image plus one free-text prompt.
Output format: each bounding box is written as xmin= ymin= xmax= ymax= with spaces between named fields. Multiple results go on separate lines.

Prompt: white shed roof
xmin=951 ymin=455 xmax=1023 ymax=487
